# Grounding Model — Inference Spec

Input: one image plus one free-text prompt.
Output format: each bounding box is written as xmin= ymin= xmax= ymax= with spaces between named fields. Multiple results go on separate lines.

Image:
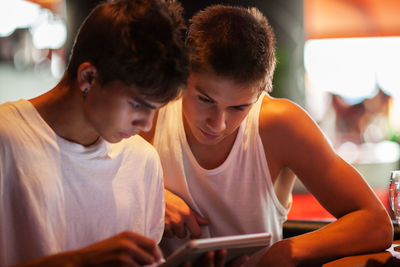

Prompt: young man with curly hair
xmin=0 ymin=0 xmax=188 ymax=266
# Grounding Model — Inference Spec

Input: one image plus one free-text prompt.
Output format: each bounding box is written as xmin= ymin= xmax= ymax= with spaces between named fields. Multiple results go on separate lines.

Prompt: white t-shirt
xmin=153 ymin=94 xmax=288 ymax=264
xmin=0 ymin=100 xmax=165 ymax=266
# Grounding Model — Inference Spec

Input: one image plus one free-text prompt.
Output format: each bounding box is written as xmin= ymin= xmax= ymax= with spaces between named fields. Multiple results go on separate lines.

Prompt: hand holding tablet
xmin=159 ymin=232 xmax=271 ymax=267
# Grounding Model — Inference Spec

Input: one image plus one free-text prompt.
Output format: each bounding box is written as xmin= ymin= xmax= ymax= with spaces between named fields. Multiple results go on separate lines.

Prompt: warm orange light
xmin=304 ymin=0 xmax=400 ymax=39
xmin=24 ymin=0 xmax=63 ymax=13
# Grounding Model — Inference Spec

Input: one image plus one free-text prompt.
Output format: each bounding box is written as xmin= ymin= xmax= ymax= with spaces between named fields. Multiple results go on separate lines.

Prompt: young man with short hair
xmin=144 ymin=5 xmax=393 ymax=266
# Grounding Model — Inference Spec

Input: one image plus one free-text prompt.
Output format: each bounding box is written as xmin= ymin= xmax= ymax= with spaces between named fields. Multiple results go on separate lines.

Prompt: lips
xmin=200 ymin=128 xmax=219 ymax=139
xmin=120 ymin=131 xmax=138 ymax=139
xmin=120 ymin=133 xmax=131 ymax=139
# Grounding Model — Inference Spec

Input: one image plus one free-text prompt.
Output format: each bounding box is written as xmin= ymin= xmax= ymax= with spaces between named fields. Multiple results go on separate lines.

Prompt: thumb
xmin=194 ymin=211 xmax=209 ymax=225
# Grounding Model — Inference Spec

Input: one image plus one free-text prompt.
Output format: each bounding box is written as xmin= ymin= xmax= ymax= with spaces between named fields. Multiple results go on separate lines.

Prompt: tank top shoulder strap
xmin=243 ymin=91 xmax=266 ymax=149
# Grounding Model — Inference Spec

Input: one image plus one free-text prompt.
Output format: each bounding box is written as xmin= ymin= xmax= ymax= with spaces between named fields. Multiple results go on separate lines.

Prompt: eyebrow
xmin=196 ymin=87 xmax=214 ymax=102
xmin=134 ymin=97 xmax=157 ymax=110
xmin=196 ymin=87 xmax=256 ymax=108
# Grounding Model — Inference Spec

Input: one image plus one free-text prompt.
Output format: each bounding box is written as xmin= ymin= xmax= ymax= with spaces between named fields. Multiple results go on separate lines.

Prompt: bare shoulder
xmin=259 ymin=96 xmax=317 ymax=145
xmin=259 ymin=95 xmax=335 ymax=173
xmin=259 ymin=96 xmax=301 ymax=123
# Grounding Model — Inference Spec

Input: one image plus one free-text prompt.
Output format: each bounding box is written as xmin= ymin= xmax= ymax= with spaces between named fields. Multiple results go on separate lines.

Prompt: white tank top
xmin=154 ymin=94 xmax=288 ymax=262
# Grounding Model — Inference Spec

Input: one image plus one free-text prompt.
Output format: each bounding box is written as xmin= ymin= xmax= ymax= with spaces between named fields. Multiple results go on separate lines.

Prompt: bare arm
xmin=259 ymin=97 xmax=393 ymax=266
xmin=14 ymin=231 xmax=163 ymax=267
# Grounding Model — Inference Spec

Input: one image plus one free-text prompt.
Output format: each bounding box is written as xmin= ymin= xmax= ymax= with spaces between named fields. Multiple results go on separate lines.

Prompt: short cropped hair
xmin=186 ymin=5 xmax=276 ymax=92
xmin=66 ymin=0 xmax=188 ymax=103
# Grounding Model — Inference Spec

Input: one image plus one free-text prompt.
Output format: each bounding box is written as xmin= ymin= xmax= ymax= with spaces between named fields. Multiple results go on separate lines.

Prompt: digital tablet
xmin=160 ymin=232 xmax=271 ymax=267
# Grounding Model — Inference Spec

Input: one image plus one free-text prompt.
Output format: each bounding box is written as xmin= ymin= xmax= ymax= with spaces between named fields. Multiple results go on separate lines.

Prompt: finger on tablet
xmin=186 ymin=214 xmax=202 ymax=239
xmin=202 ymin=251 xmax=215 ymax=267
xmin=164 ymin=223 xmax=174 ymax=238
xmin=215 ymin=249 xmax=227 ymax=267
xmin=189 ymin=211 xmax=209 ymax=238
xmin=194 ymin=211 xmax=209 ymax=226
xmin=173 ymin=223 xmax=187 ymax=239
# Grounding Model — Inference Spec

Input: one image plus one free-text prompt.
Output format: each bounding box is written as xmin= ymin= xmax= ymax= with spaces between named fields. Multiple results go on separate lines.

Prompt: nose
xmin=133 ymin=110 xmax=155 ymax=132
xmin=206 ymin=108 xmax=226 ymax=133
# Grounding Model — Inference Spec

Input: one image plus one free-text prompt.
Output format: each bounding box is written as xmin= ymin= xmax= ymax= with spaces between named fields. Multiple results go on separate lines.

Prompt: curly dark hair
xmin=66 ymin=0 xmax=189 ymax=103
xmin=186 ymin=5 xmax=276 ymax=92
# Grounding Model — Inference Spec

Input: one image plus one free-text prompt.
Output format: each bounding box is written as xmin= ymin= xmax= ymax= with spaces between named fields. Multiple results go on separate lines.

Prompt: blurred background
xmin=0 ymin=0 xmax=399 ymax=221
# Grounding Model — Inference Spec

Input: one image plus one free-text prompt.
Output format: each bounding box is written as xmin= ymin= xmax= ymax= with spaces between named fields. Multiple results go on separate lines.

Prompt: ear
xmin=77 ymin=62 xmax=98 ymax=93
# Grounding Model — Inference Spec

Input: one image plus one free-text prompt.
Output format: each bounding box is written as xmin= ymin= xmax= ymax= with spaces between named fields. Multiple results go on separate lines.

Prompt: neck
xmin=29 ymin=77 xmax=99 ymax=146
xmin=183 ymin=116 xmax=238 ymax=170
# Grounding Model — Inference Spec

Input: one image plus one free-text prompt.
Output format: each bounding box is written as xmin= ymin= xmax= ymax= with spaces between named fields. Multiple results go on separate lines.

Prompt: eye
xmin=198 ymin=95 xmax=213 ymax=104
xmin=129 ymin=101 xmax=142 ymax=109
xmin=232 ymin=106 xmax=245 ymax=111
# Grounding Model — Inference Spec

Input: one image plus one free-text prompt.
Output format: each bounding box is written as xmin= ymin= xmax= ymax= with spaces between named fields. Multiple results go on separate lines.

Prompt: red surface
xmin=288 ymin=189 xmax=391 ymax=220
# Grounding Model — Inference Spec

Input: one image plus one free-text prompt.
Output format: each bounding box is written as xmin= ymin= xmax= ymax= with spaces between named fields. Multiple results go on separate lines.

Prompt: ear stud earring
xmin=83 ymin=88 xmax=88 ymax=100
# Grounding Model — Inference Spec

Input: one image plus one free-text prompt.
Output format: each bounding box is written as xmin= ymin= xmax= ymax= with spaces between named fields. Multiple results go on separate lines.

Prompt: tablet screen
xmin=160 ymin=232 xmax=271 ymax=267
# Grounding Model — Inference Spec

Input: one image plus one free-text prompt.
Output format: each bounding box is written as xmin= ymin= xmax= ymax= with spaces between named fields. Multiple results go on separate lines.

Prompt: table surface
xmin=323 ymin=241 xmax=400 ymax=266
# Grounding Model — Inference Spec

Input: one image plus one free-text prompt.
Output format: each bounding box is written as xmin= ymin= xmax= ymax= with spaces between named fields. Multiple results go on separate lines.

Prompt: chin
xmin=197 ymin=135 xmax=223 ymax=146
xmin=105 ymin=135 xmax=123 ymax=144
